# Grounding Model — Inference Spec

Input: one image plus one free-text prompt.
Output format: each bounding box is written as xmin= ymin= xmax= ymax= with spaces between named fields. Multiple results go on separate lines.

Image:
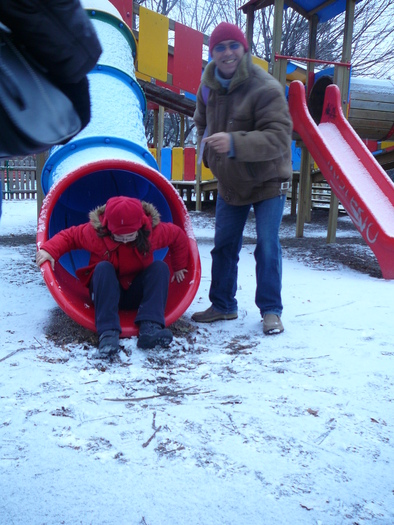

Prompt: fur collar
xmin=89 ymin=200 xmax=161 ymax=231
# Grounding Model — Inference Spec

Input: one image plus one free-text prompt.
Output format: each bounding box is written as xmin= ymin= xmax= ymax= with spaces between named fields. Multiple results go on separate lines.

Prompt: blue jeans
xmin=89 ymin=260 xmax=170 ymax=335
xmin=210 ymin=194 xmax=286 ymax=316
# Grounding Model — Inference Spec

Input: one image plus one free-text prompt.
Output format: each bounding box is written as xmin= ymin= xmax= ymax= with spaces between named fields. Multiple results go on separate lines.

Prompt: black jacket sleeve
xmin=0 ymin=0 xmax=102 ymax=84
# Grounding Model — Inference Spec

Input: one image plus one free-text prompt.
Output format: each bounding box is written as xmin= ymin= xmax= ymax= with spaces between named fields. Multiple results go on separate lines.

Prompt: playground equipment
xmin=288 ymin=80 xmax=394 ymax=279
xmin=308 ymin=75 xmax=394 ymax=141
xmin=36 ymin=0 xmax=201 ymax=336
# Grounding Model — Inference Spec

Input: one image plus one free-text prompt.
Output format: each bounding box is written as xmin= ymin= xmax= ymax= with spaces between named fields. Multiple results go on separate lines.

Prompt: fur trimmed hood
xmin=89 ymin=200 xmax=161 ymax=233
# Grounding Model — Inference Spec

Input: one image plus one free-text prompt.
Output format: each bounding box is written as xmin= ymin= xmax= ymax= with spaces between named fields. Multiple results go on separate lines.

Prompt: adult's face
xmin=211 ymin=40 xmax=245 ymax=79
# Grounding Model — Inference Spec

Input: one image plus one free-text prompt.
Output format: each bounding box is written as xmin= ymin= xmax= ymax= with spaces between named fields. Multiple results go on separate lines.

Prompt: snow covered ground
xmin=1 ymin=198 xmax=394 ymax=525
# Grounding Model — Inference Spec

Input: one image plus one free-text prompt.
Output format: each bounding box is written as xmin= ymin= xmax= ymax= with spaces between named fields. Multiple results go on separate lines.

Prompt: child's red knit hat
xmin=209 ymin=22 xmax=249 ymax=55
xmin=103 ymin=196 xmax=147 ymax=234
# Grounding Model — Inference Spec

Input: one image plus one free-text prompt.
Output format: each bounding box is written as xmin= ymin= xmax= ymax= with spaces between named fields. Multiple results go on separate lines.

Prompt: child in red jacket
xmin=36 ymin=196 xmax=188 ymax=358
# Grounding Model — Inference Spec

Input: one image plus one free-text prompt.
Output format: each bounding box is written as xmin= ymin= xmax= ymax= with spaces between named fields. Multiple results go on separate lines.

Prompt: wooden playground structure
xmin=105 ymin=1 xmax=394 ymax=232
xmin=31 ymin=0 xmax=394 ymax=236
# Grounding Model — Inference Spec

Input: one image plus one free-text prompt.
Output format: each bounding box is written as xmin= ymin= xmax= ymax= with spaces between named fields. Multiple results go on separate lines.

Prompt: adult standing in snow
xmin=36 ymin=197 xmax=189 ymax=357
xmin=192 ymin=22 xmax=293 ymax=335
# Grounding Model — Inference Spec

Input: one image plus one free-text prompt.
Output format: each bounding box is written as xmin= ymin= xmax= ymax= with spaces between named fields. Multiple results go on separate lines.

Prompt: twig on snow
xmin=0 ymin=348 xmax=27 ymax=363
xmin=104 ymin=387 xmax=215 ymax=402
xmin=142 ymin=411 xmax=162 ymax=448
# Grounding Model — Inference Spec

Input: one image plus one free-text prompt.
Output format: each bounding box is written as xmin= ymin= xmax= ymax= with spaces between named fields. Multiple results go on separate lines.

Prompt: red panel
xmin=362 ymin=139 xmax=378 ymax=153
xmin=184 ymin=148 xmax=196 ymax=181
xmin=156 ymin=55 xmax=181 ymax=94
xmin=173 ymin=22 xmax=204 ymax=95
xmin=108 ymin=0 xmax=133 ymax=27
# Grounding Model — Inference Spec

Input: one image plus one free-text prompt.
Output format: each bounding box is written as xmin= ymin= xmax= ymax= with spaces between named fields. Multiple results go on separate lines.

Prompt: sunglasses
xmin=112 ymin=231 xmax=138 ymax=243
xmin=213 ymin=42 xmax=241 ymax=53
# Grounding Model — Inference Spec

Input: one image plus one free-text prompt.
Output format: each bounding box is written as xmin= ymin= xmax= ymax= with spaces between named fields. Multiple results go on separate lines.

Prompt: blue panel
xmin=284 ymin=0 xmax=362 ymax=22
xmin=291 ymin=141 xmax=302 ymax=171
xmin=286 ymin=62 xmax=298 ymax=74
xmin=314 ymin=67 xmax=335 ymax=81
xmin=160 ymin=148 xmax=172 ymax=180
xmin=184 ymin=91 xmax=197 ymax=102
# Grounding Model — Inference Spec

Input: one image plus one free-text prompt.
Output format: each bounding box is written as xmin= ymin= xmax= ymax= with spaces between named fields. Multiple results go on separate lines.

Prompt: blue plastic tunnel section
xmin=40 ymin=7 xmax=170 ymax=275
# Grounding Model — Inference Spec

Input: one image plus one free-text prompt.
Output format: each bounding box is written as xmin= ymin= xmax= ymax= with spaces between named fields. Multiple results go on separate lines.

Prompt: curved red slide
xmin=288 ymin=80 xmax=394 ymax=279
xmin=36 ymin=1 xmax=201 ymax=336
xmin=37 ymin=159 xmax=201 ymax=337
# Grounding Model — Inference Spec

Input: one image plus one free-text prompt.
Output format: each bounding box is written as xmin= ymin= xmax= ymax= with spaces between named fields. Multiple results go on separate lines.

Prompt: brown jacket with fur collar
xmin=194 ymin=54 xmax=293 ymax=205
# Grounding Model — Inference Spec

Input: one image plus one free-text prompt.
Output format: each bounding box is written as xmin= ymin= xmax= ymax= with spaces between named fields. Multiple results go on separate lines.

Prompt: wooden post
xmin=153 ymin=108 xmax=159 ymax=148
xmin=195 ymin=142 xmax=202 ymax=212
xmin=36 ymin=151 xmax=48 ymax=220
xmin=278 ymin=57 xmax=287 ymax=91
xmin=327 ymin=0 xmax=355 ymax=243
xmin=180 ymin=114 xmax=185 ymax=147
xmin=245 ymin=5 xmax=255 ymax=52
xmin=304 ymin=15 xmax=318 ymax=224
xmin=272 ymin=0 xmax=285 ymax=80
xmin=296 ymin=145 xmax=312 ymax=237
xmin=295 ymin=14 xmax=318 ymax=236
xmin=156 ymin=105 xmax=164 ymax=170
xmin=336 ymin=0 xmax=354 ymax=114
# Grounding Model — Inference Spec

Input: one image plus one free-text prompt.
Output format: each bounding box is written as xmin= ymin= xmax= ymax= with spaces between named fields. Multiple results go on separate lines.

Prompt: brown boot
xmin=263 ymin=314 xmax=284 ymax=335
xmin=192 ymin=305 xmax=238 ymax=323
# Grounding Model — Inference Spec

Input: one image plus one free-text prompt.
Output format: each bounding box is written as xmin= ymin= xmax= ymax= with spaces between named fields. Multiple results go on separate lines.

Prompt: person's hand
xmin=202 ymin=132 xmax=231 ymax=154
xmin=171 ymin=269 xmax=188 ymax=283
xmin=36 ymin=249 xmax=55 ymax=270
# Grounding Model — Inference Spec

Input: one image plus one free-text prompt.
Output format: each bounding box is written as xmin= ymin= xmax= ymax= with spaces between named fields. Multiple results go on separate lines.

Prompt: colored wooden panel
xmin=148 ymin=148 xmax=157 ymax=160
xmin=160 ymin=148 xmax=172 ymax=180
xmin=138 ymin=7 xmax=169 ymax=81
xmin=107 ymin=0 xmax=133 ymax=28
xmin=252 ymin=55 xmax=269 ymax=72
xmin=201 ymin=163 xmax=214 ymax=181
xmin=381 ymin=141 xmax=394 ymax=150
xmin=173 ymin=22 xmax=204 ymax=95
xmin=362 ymin=140 xmax=378 ymax=153
xmin=291 ymin=141 xmax=302 ymax=171
xmin=136 ymin=71 xmax=151 ymax=82
xmin=184 ymin=148 xmax=196 ymax=181
xmin=172 ymin=147 xmax=184 ymax=181
xmin=156 ymin=55 xmax=180 ymax=94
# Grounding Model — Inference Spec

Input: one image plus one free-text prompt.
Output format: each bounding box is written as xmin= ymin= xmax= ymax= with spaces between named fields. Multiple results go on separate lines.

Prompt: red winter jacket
xmin=39 ymin=201 xmax=189 ymax=289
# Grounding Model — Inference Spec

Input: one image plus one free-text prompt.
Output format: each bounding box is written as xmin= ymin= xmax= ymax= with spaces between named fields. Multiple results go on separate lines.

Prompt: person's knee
xmin=150 ymin=260 xmax=170 ymax=277
xmin=94 ymin=261 xmax=116 ymax=277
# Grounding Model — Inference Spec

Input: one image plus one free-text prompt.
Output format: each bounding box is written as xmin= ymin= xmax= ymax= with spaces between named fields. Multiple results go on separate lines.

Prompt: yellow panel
xmin=201 ymin=163 xmax=214 ymax=181
xmin=286 ymin=66 xmax=307 ymax=83
xmin=149 ymin=148 xmax=157 ymax=160
xmin=137 ymin=7 xmax=169 ymax=81
xmin=172 ymin=147 xmax=184 ymax=181
xmin=381 ymin=141 xmax=394 ymax=150
xmin=252 ymin=55 xmax=268 ymax=72
xmin=136 ymin=71 xmax=152 ymax=82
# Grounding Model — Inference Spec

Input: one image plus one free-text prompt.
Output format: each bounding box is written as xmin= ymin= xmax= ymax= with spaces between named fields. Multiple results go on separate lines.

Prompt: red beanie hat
xmin=103 ymin=196 xmax=146 ymax=235
xmin=209 ymin=22 xmax=249 ymax=55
